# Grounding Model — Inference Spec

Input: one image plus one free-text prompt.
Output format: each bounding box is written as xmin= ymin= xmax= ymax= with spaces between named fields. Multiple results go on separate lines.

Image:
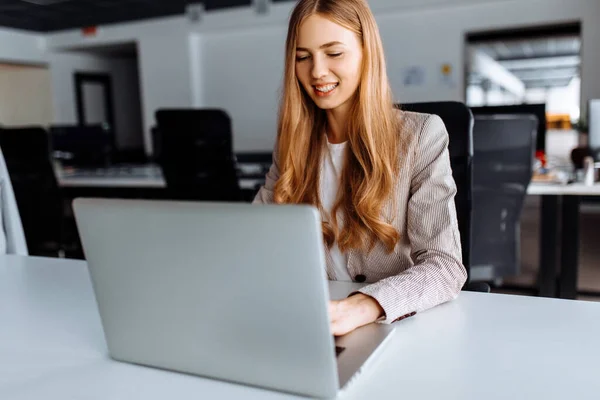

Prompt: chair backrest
xmin=0 ymin=143 xmax=28 ymax=255
xmin=398 ymin=102 xmax=474 ymax=278
xmin=155 ymin=109 xmax=241 ymax=201
xmin=471 ymin=114 xmax=538 ymax=279
xmin=49 ymin=124 xmax=113 ymax=167
xmin=471 ymin=103 xmax=546 ymax=152
xmin=0 ymin=127 xmax=63 ymax=255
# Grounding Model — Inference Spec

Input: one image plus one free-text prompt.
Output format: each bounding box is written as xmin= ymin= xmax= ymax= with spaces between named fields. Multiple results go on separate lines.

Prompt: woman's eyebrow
xmin=296 ymin=41 xmax=345 ymax=52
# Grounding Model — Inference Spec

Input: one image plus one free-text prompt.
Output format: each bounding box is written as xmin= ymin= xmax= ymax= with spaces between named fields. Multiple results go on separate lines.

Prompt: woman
xmin=254 ymin=0 xmax=467 ymax=336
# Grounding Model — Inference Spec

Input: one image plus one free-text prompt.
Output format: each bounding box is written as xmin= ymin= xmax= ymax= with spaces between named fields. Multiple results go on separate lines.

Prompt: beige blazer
xmin=253 ymin=111 xmax=467 ymax=323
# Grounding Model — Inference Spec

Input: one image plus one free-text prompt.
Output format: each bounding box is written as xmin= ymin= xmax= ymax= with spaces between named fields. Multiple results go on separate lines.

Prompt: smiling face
xmin=295 ymin=14 xmax=363 ymax=114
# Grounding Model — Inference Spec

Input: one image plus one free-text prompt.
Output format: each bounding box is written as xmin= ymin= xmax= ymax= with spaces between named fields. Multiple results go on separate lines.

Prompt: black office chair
xmin=471 ymin=115 xmax=538 ymax=282
xmin=0 ymin=126 xmax=81 ymax=258
xmin=155 ymin=109 xmax=242 ymax=202
xmin=49 ymin=124 xmax=114 ymax=167
xmin=399 ymin=101 xmax=488 ymax=293
xmin=236 ymin=152 xmax=274 ymax=202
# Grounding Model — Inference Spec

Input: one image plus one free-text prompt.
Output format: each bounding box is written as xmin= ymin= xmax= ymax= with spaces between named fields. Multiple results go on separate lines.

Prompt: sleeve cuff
xmin=355 ymin=281 xmax=416 ymax=324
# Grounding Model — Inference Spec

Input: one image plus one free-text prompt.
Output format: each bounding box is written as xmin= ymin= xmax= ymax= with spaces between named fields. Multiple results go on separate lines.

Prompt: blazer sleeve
xmin=358 ymin=114 xmax=468 ymax=324
xmin=252 ymin=150 xmax=280 ymax=205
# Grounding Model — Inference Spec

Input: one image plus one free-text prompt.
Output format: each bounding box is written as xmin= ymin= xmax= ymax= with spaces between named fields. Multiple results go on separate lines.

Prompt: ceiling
xmin=0 ymin=0 xmax=295 ymax=32
xmin=469 ymin=36 xmax=581 ymax=89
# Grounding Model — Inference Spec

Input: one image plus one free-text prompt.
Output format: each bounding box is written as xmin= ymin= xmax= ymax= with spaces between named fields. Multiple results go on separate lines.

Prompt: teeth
xmin=315 ymin=83 xmax=338 ymax=93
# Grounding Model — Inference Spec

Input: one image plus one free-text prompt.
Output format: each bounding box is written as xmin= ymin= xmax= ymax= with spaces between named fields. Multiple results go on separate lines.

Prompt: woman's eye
xmin=328 ymin=53 xmax=342 ymax=58
xmin=296 ymin=55 xmax=310 ymax=62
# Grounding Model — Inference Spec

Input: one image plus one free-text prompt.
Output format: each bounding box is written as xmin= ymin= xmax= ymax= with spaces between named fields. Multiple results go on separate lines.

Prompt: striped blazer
xmin=253 ymin=111 xmax=467 ymax=324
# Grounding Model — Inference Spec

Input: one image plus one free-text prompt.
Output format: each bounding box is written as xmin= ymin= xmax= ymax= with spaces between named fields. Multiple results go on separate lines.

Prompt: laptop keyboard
xmin=335 ymin=346 xmax=346 ymax=357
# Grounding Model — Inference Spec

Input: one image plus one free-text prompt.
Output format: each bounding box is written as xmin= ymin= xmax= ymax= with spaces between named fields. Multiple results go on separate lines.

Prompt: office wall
xmin=46 ymin=16 xmax=192 ymax=155
xmin=200 ymin=26 xmax=285 ymax=152
xmin=45 ymin=0 xmax=600 ymax=153
xmin=0 ymin=64 xmax=53 ymax=126
xmin=0 ymin=28 xmax=46 ymax=65
xmin=137 ymin=32 xmax=194 ymax=152
xmin=49 ymin=52 xmax=144 ymax=149
xmin=195 ymin=0 xmax=600 ymax=151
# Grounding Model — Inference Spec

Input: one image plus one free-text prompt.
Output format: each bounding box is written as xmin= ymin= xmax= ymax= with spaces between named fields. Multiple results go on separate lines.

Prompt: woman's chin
xmin=312 ymin=97 xmax=343 ymax=110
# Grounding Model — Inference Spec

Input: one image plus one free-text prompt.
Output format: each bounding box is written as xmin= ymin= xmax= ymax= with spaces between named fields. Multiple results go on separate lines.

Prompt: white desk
xmin=525 ymin=182 xmax=600 ymax=299
xmin=527 ymin=181 xmax=600 ymax=196
xmin=51 ymin=171 xmax=600 ymax=299
xmin=55 ymin=164 xmax=264 ymax=190
xmin=2 ymin=255 xmax=600 ymax=399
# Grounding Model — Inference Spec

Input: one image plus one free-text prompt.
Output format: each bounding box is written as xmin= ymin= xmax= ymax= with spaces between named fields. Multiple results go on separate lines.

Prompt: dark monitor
xmin=470 ymin=103 xmax=546 ymax=152
xmin=49 ymin=124 xmax=113 ymax=167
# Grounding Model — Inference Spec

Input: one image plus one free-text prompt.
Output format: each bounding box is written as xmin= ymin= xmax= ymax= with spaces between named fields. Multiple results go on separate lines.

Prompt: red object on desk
xmin=536 ymin=150 xmax=547 ymax=168
xmin=82 ymin=26 xmax=98 ymax=36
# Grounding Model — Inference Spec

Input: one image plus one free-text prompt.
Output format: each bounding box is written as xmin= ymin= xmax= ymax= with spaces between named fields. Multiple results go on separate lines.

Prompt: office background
xmin=2 ymin=0 xmax=599 ymax=154
xmin=1 ymin=0 xmax=600 ymax=298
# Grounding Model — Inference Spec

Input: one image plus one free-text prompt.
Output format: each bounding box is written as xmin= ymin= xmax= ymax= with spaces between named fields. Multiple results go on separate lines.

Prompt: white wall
xmin=377 ymin=0 xmax=599 ymax=107
xmin=547 ymin=77 xmax=581 ymax=120
xmin=195 ymin=0 xmax=600 ymax=151
xmin=43 ymin=0 xmax=600 ymax=153
xmin=0 ymin=28 xmax=46 ymax=65
xmin=0 ymin=64 xmax=53 ymax=126
xmin=46 ymin=16 xmax=192 ymax=155
xmin=48 ymin=52 xmax=144 ymax=149
xmin=200 ymin=26 xmax=286 ymax=151
xmin=137 ymin=31 xmax=193 ymax=152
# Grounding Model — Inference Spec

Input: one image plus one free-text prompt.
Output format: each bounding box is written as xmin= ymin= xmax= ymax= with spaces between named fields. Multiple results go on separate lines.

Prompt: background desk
xmin=2 ymin=255 xmax=600 ymax=399
xmin=527 ymin=182 xmax=600 ymax=299
xmin=55 ymin=166 xmax=598 ymax=300
xmin=56 ymin=164 xmax=265 ymax=191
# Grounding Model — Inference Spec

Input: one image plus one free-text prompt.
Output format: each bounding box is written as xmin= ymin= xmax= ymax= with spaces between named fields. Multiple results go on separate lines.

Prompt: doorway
xmin=59 ymin=41 xmax=145 ymax=161
xmin=74 ymin=72 xmax=115 ymax=129
xmin=465 ymin=22 xmax=582 ymax=159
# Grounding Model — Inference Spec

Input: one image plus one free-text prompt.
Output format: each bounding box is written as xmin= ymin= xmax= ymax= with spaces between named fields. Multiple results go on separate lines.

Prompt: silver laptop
xmin=73 ymin=198 xmax=395 ymax=399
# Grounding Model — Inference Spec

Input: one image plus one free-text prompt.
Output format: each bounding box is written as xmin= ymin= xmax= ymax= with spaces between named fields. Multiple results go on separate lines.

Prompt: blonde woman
xmin=254 ymin=0 xmax=467 ymax=335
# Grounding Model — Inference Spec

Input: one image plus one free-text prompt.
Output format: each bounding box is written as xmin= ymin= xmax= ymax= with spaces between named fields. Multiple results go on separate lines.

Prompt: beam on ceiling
xmin=469 ymin=48 xmax=525 ymax=97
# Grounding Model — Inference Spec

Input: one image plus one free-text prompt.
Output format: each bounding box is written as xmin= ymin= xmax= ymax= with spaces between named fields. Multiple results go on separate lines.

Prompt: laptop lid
xmin=73 ymin=198 xmax=339 ymax=398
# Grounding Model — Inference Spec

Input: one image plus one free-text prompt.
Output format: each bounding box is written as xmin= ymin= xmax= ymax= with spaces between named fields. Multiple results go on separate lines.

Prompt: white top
xmin=2 ymin=254 xmax=600 ymax=399
xmin=319 ymin=139 xmax=351 ymax=281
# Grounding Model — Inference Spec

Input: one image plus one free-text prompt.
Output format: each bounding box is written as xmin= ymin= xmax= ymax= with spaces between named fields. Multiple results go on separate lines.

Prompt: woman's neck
xmin=326 ymin=104 xmax=350 ymax=144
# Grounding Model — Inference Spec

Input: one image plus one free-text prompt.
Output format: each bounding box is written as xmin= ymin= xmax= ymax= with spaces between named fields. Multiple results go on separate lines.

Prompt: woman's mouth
xmin=313 ymin=83 xmax=339 ymax=97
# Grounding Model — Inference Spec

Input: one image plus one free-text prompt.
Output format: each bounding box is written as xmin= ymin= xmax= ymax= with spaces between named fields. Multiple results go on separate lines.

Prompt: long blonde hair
xmin=274 ymin=0 xmax=406 ymax=253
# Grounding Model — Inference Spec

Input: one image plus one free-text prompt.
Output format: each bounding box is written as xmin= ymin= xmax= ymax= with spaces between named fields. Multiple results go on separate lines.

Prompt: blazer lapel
xmin=324 ymin=245 xmax=336 ymax=280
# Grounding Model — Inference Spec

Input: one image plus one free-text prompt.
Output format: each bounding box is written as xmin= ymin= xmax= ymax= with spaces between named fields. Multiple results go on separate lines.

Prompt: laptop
xmin=73 ymin=198 xmax=395 ymax=398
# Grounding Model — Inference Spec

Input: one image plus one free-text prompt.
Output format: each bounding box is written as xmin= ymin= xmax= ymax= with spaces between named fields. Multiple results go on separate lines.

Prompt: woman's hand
xmin=329 ymin=293 xmax=385 ymax=336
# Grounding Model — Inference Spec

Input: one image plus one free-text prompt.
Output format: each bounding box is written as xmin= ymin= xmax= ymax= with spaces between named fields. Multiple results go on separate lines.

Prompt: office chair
xmin=0 ymin=127 xmax=81 ymax=258
xmin=155 ymin=109 xmax=242 ymax=202
xmin=236 ymin=152 xmax=273 ymax=202
xmin=399 ymin=101 xmax=488 ymax=293
xmin=0 ymin=145 xmax=28 ymax=255
xmin=471 ymin=115 xmax=538 ymax=282
xmin=49 ymin=124 xmax=114 ymax=167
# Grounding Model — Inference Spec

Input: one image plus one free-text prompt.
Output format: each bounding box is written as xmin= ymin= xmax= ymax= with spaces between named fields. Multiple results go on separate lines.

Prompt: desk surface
xmin=56 ymin=164 xmax=263 ymax=190
xmin=2 ymin=255 xmax=600 ymax=399
xmin=528 ymin=182 xmax=600 ymax=196
xmin=56 ymin=164 xmax=600 ymax=196
xmin=56 ymin=164 xmax=165 ymax=188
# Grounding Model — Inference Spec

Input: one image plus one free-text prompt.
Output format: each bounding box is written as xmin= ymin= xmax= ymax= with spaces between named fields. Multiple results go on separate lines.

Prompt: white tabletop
xmin=528 ymin=182 xmax=600 ymax=196
xmin=55 ymin=164 xmax=600 ymax=196
xmin=55 ymin=165 xmax=263 ymax=190
xmin=1 ymin=255 xmax=600 ymax=399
